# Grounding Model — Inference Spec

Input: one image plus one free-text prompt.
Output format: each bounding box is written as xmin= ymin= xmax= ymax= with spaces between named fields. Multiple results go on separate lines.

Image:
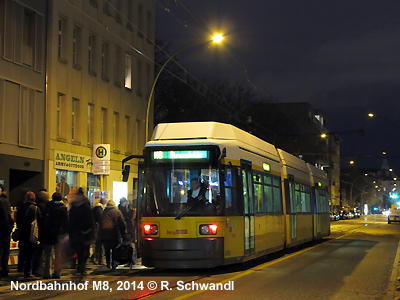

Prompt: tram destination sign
xmin=152 ymin=150 xmax=209 ymax=161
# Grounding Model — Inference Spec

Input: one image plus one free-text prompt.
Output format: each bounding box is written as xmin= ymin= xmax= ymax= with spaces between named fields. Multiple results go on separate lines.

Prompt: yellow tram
xmin=139 ymin=122 xmax=330 ymax=268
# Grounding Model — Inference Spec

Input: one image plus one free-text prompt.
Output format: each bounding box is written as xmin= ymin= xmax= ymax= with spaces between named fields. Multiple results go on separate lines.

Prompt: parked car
xmin=339 ymin=210 xmax=349 ymax=220
xmin=354 ymin=210 xmax=361 ymax=218
xmin=388 ymin=209 xmax=400 ymax=224
xmin=330 ymin=211 xmax=340 ymax=221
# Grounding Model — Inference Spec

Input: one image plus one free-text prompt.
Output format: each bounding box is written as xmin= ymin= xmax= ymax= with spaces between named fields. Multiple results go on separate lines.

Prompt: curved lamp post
xmin=368 ymin=113 xmax=400 ymax=129
xmin=145 ymin=34 xmax=224 ymax=142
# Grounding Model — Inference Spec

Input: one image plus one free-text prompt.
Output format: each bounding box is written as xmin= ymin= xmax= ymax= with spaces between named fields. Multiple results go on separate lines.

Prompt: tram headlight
xmin=144 ymin=224 xmax=158 ymax=235
xmin=199 ymin=224 xmax=218 ymax=235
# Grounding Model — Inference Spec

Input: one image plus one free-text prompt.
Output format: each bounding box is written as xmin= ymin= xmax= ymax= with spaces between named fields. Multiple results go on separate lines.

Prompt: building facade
xmin=0 ymin=0 xmax=154 ymax=205
xmin=46 ymin=0 xmax=154 ymax=204
xmin=0 ymin=0 xmax=47 ymax=205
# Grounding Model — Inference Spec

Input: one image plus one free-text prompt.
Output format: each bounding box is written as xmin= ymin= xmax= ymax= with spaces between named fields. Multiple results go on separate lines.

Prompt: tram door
xmin=315 ymin=189 xmax=321 ymax=235
xmin=288 ymin=176 xmax=297 ymax=242
xmin=241 ymin=161 xmax=255 ymax=256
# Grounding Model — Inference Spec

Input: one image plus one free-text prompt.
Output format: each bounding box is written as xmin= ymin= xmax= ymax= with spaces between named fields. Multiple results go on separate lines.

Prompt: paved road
xmin=1 ymin=215 xmax=399 ymax=300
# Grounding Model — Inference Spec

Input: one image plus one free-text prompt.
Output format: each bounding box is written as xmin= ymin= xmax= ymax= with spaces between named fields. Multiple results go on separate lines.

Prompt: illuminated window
xmin=125 ymin=53 xmax=132 ymax=89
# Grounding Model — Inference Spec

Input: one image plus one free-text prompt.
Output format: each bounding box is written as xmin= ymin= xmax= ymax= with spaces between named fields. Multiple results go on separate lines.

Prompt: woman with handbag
xmin=16 ymin=191 xmax=41 ymax=278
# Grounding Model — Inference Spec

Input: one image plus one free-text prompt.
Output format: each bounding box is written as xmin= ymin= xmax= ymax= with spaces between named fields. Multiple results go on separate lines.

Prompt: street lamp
xmin=145 ymin=34 xmax=224 ymax=142
xmin=368 ymin=113 xmax=400 ymax=129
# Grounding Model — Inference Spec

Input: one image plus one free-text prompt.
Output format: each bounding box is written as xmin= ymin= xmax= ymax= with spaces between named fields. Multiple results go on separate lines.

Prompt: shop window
xmin=56 ymin=169 xmax=77 ymax=199
xmin=87 ymin=173 xmax=100 ymax=205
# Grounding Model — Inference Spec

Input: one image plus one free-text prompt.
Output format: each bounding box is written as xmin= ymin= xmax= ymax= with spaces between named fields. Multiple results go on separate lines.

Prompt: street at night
xmin=1 ymin=1 xmax=400 ymax=300
xmin=1 ymin=215 xmax=399 ymax=300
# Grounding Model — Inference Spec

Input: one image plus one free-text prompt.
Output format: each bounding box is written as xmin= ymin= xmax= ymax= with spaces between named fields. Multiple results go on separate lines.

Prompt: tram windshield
xmin=144 ymin=166 xmax=221 ymax=217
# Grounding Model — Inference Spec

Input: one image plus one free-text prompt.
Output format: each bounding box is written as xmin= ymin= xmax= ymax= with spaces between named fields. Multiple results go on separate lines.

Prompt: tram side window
xmin=272 ymin=177 xmax=282 ymax=213
xmin=253 ymin=172 xmax=263 ymax=213
xmin=263 ymin=175 xmax=282 ymax=213
xmin=225 ymin=168 xmax=239 ymax=214
xmin=295 ymin=183 xmax=311 ymax=213
xmin=316 ymin=189 xmax=329 ymax=213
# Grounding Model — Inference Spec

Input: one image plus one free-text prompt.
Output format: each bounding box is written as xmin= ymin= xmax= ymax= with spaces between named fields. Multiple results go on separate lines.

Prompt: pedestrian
xmin=118 ymin=198 xmax=136 ymax=264
xmin=32 ymin=189 xmax=49 ymax=277
xmin=77 ymin=187 xmax=90 ymax=206
xmin=40 ymin=192 xmax=68 ymax=279
xmin=92 ymin=200 xmax=105 ymax=265
xmin=16 ymin=191 xmax=41 ymax=278
xmin=118 ymin=198 xmax=135 ymax=239
xmin=0 ymin=184 xmax=14 ymax=280
xmin=68 ymin=189 xmax=95 ymax=276
xmin=98 ymin=198 xmax=126 ymax=269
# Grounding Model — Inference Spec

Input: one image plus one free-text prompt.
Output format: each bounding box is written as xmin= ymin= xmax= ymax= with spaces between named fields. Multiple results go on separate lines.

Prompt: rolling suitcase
xmin=113 ymin=233 xmax=135 ymax=269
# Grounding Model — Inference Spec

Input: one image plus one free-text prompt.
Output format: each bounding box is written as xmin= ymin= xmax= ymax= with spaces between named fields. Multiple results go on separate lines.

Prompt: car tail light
xmin=144 ymin=224 xmax=158 ymax=235
xmin=199 ymin=224 xmax=218 ymax=235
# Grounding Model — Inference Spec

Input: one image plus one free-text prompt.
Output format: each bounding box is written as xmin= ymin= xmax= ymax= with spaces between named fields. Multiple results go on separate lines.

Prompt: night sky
xmin=155 ymin=0 xmax=400 ymax=172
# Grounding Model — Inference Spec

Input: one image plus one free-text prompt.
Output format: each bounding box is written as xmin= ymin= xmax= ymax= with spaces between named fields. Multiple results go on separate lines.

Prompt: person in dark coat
xmin=118 ymin=198 xmax=135 ymax=240
xmin=0 ymin=184 xmax=14 ymax=279
xmin=41 ymin=192 xmax=68 ymax=279
xmin=32 ymin=190 xmax=49 ymax=277
xmin=16 ymin=191 xmax=41 ymax=278
xmin=68 ymin=190 xmax=95 ymax=276
xmin=98 ymin=198 xmax=126 ymax=269
xmin=118 ymin=198 xmax=137 ymax=265
xmin=92 ymin=201 xmax=104 ymax=265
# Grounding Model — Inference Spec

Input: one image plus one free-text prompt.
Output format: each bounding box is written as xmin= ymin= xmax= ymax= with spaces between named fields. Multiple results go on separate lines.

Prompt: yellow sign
xmin=95 ymin=146 xmax=107 ymax=159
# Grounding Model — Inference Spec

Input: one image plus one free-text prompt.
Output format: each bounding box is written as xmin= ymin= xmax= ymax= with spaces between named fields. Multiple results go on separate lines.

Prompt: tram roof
xmin=149 ymin=121 xmax=279 ymax=158
xmin=151 ymin=122 xmax=240 ymax=141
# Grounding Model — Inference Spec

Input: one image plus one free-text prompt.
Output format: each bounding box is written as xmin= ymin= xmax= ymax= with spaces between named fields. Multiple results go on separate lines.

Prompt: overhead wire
xmin=63 ymin=0 xmax=269 ymax=137
xmin=158 ymin=0 xmax=321 ymax=138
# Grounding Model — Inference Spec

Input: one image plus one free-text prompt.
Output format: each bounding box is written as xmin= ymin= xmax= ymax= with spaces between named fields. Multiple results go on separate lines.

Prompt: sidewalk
xmin=2 ymin=257 xmax=147 ymax=283
xmin=384 ymin=239 xmax=400 ymax=300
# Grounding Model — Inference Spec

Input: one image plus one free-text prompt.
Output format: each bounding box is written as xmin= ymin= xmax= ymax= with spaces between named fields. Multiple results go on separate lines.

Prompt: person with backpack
xmin=40 ymin=192 xmax=68 ymax=279
xmin=16 ymin=191 xmax=41 ymax=278
xmin=98 ymin=198 xmax=126 ymax=269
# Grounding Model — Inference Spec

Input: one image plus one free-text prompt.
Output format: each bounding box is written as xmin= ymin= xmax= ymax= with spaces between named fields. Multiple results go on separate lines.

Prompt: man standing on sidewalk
xmin=0 ymin=184 xmax=14 ymax=279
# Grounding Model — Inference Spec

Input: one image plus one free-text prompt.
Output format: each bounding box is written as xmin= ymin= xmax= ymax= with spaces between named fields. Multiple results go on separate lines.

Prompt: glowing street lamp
xmin=368 ymin=113 xmax=400 ymax=129
xmin=145 ymin=34 xmax=224 ymax=142
xmin=213 ymin=34 xmax=223 ymax=43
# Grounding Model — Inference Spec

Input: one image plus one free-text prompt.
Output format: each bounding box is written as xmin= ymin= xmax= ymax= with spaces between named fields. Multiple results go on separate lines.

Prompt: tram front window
xmin=145 ymin=167 xmax=221 ymax=217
